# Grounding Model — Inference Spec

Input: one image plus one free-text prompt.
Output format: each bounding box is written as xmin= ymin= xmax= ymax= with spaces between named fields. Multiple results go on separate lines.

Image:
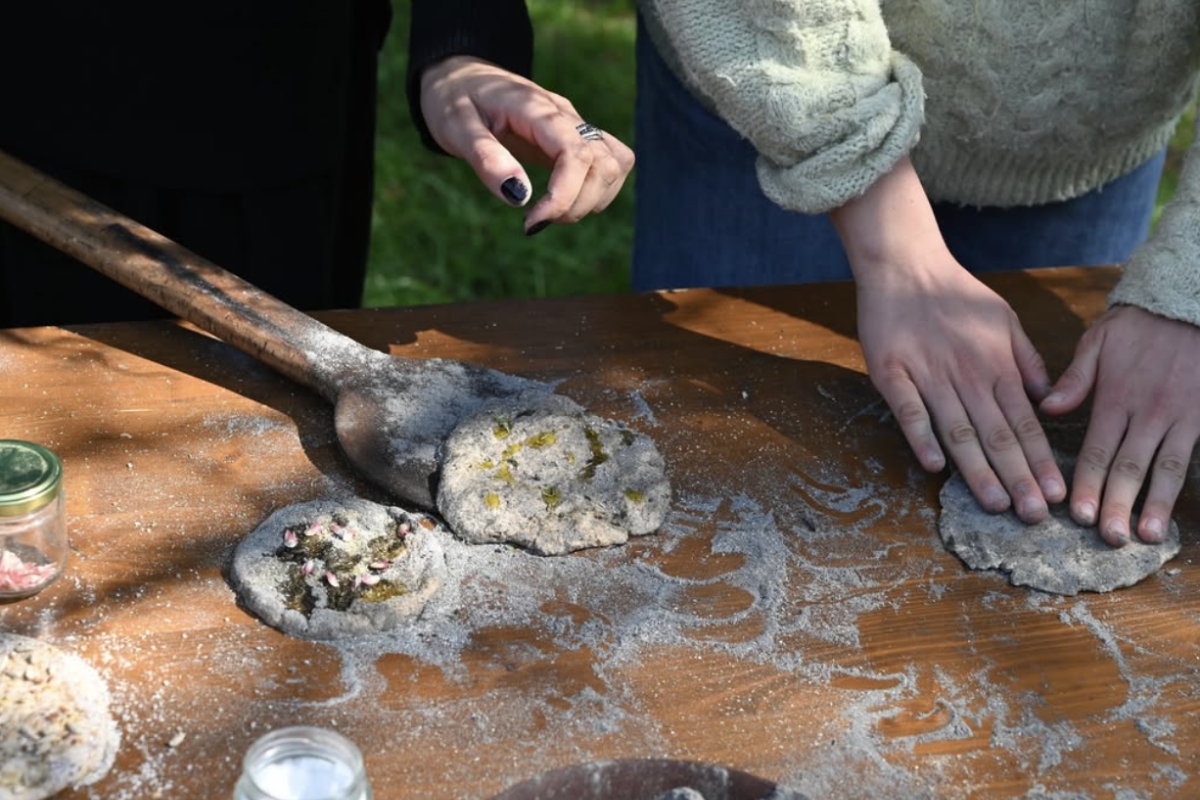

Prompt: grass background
xmin=367 ymin=0 xmax=1195 ymax=308
xmin=368 ymin=0 xmax=639 ymax=307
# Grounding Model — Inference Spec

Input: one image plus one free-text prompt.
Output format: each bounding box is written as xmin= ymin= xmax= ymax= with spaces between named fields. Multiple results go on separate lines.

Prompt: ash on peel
xmin=436 ymin=392 xmax=671 ymax=555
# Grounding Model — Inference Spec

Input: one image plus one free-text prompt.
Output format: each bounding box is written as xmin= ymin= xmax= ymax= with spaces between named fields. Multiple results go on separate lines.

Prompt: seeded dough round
xmin=230 ymin=498 xmax=447 ymax=640
xmin=437 ymin=392 xmax=671 ymax=555
xmin=938 ymin=459 xmax=1182 ymax=595
xmin=0 ymin=634 xmax=120 ymax=800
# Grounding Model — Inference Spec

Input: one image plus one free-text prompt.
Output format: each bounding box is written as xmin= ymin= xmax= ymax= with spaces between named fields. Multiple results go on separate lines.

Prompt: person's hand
xmin=854 ymin=259 xmax=1065 ymax=522
xmin=1040 ymin=304 xmax=1200 ymax=546
xmin=419 ymin=55 xmax=634 ymax=235
xmin=830 ymin=157 xmax=1064 ymax=522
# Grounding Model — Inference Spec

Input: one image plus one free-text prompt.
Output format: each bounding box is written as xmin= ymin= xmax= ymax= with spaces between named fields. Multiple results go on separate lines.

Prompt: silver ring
xmin=576 ymin=122 xmax=604 ymax=142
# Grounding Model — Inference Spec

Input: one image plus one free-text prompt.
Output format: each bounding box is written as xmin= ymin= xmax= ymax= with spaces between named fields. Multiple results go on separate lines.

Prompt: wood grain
xmin=0 ymin=269 xmax=1195 ymax=800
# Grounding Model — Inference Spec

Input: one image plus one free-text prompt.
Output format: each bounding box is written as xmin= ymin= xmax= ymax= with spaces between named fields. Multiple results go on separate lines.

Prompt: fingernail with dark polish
xmin=501 ymin=177 xmax=529 ymax=206
xmin=525 ymin=220 xmax=552 ymax=237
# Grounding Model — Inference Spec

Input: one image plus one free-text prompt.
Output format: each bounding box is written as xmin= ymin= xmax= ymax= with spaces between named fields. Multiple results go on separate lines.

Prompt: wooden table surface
xmin=0 ymin=268 xmax=1196 ymax=800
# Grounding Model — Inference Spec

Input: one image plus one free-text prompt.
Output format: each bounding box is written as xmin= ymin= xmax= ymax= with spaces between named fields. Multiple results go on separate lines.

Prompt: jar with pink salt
xmin=0 ymin=440 xmax=67 ymax=600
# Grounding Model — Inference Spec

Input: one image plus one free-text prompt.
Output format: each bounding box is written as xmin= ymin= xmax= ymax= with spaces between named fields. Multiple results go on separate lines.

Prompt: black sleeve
xmin=406 ymin=0 xmax=535 ymax=154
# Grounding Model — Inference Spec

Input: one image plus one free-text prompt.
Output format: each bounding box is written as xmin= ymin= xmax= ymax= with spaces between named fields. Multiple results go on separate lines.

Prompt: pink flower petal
xmin=0 ymin=550 xmax=58 ymax=593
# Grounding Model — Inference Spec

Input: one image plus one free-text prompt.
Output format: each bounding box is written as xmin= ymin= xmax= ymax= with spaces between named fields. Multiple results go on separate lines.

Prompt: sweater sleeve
xmin=406 ymin=0 xmax=534 ymax=155
xmin=646 ymin=0 xmax=924 ymax=214
xmin=1108 ymin=139 xmax=1200 ymax=326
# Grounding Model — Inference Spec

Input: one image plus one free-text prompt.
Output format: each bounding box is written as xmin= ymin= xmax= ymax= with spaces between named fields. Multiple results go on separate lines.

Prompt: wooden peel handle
xmin=0 ymin=149 xmax=371 ymax=401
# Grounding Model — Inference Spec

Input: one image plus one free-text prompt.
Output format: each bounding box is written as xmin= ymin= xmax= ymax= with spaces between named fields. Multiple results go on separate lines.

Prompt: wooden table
xmin=0 ymin=268 xmax=1196 ymax=799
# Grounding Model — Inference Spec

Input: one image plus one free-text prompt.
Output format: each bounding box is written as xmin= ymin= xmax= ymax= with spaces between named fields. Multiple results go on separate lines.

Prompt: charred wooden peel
xmin=0 ymin=150 xmax=669 ymax=547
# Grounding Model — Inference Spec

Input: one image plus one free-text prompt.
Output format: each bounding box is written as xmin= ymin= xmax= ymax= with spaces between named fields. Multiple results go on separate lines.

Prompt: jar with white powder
xmin=234 ymin=726 xmax=373 ymax=800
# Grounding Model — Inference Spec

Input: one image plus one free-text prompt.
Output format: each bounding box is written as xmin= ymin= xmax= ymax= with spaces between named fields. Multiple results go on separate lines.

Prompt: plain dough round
xmin=0 ymin=634 xmax=120 ymax=800
xmin=437 ymin=392 xmax=671 ymax=555
xmin=938 ymin=462 xmax=1182 ymax=595
xmin=230 ymin=498 xmax=447 ymax=640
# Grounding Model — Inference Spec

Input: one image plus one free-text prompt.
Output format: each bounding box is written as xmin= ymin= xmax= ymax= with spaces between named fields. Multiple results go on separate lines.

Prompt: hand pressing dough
xmin=230 ymin=498 xmax=447 ymax=640
xmin=938 ymin=464 xmax=1182 ymax=595
xmin=437 ymin=392 xmax=671 ymax=555
xmin=0 ymin=634 xmax=120 ymax=800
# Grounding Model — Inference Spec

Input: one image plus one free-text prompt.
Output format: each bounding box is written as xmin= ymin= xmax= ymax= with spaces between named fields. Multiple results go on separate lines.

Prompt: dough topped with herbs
xmin=230 ymin=498 xmax=447 ymax=640
xmin=437 ymin=392 xmax=670 ymax=555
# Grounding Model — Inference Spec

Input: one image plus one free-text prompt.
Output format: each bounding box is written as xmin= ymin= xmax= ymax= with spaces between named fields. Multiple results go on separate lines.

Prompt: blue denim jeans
xmin=631 ymin=18 xmax=1167 ymax=291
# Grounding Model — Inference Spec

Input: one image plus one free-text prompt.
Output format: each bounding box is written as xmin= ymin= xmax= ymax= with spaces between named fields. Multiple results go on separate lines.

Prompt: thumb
xmin=1010 ymin=322 xmax=1051 ymax=401
xmin=431 ymin=110 xmax=533 ymax=208
xmin=467 ymin=135 xmax=534 ymax=209
xmin=1040 ymin=333 xmax=1102 ymax=415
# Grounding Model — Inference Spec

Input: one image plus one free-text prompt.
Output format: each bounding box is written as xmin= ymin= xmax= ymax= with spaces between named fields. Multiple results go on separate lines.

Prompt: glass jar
xmin=0 ymin=440 xmax=66 ymax=601
xmin=233 ymin=727 xmax=373 ymax=800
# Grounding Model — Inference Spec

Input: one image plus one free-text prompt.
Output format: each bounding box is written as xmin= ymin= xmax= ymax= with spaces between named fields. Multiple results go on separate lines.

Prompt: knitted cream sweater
xmin=639 ymin=0 xmax=1200 ymax=327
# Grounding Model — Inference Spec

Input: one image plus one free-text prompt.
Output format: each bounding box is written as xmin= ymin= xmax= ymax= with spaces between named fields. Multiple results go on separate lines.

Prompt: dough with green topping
xmin=230 ymin=498 xmax=447 ymax=640
xmin=437 ymin=392 xmax=670 ymax=555
xmin=0 ymin=634 xmax=119 ymax=800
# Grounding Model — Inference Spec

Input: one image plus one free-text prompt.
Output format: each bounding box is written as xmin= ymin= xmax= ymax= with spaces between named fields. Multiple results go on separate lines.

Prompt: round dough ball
xmin=230 ymin=498 xmax=447 ymax=640
xmin=437 ymin=392 xmax=671 ymax=555
xmin=0 ymin=634 xmax=120 ymax=800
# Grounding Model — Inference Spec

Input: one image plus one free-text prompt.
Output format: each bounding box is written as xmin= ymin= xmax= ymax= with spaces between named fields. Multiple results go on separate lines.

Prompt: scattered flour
xmin=5 ymin=348 xmax=1196 ymax=800
xmin=22 ymin=477 xmax=1186 ymax=800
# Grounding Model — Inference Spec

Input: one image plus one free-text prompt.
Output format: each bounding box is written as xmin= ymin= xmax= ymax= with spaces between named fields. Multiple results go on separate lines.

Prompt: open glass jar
xmin=0 ymin=440 xmax=67 ymax=601
xmin=233 ymin=726 xmax=373 ymax=800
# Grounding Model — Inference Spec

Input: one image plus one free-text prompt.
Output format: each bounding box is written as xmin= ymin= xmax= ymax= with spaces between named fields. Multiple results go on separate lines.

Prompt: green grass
xmin=367 ymin=0 xmax=638 ymax=308
xmin=1155 ymin=104 xmax=1197 ymax=227
xmin=369 ymin=1 xmax=1195 ymax=307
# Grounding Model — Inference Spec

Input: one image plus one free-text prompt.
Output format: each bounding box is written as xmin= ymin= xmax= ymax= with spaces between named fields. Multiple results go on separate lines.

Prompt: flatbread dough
xmin=230 ymin=498 xmax=447 ymax=640
xmin=0 ymin=634 xmax=119 ymax=800
xmin=938 ymin=463 xmax=1182 ymax=595
xmin=437 ymin=392 xmax=671 ymax=555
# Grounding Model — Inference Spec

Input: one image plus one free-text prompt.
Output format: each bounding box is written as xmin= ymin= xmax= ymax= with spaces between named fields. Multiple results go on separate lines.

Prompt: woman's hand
xmin=419 ymin=56 xmax=635 ymax=234
xmin=1041 ymin=304 xmax=1200 ymax=545
xmin=831 ymin=157 xmax=1064 ymax=522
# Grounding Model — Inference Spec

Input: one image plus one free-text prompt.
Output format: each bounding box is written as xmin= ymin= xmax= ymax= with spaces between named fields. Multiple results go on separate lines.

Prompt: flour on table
xmin=938 ymin=458 xmax=1182 ymax=595
xmin=437 ymin=391 xmax=671 ymax=555
xmin=0 ymin=633 xmax=120 ymax=800
xmin=229 ymin=498 xmax=447 ymax=640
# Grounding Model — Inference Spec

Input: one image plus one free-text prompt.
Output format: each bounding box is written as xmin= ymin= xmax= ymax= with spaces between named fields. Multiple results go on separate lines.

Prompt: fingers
xmin=1040 ymin=327 xmax=1103 ymax=416
xmin=924 ymin=385 xmax=1013 ymax=514
xmin=462 ymin=130 xmax=536 ymax=209
xmin=1077 ymin=412 xmax=1196 ymax=547
xmin=991 ymin=377 xmax=1063 ymax=513
xmin=1135 ymin=438 xmax=1192 ymax=543
xmin=857 ymin=274 xmax=1057 ymax=523
xmin=519 ymin=113 xmax=636 ymax=233
xmin=1051 ymin=307 xmax=1200 ymax=546
xmin=1007 ymin=325 xmax=1066 ymax=504
xmin=942 ymin=375 xmax=1053 ymax=522
xmin=418 ymin=57 xmax=632 ymax=234
xmin=871 ymin=358 xmax=1054 ymax=521
xmin=871 ymin=362 xmax=947 ymax=474
xmin=1011 ymin=321 xmax=1052 ymax=403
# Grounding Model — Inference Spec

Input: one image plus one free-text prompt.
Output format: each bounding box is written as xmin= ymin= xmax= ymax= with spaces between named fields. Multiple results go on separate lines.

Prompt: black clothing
xmin=405 ymin=0 xmax=534 ymax=155
xmin=0 ymin=0 xmax=391 ymax=326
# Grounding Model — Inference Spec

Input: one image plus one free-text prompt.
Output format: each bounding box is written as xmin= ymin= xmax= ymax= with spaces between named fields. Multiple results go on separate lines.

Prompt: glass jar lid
xmin=0 ymin=440 xmax=63 ymax=517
